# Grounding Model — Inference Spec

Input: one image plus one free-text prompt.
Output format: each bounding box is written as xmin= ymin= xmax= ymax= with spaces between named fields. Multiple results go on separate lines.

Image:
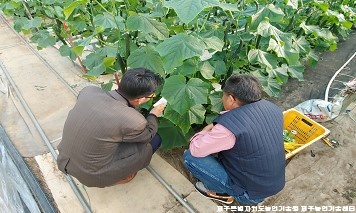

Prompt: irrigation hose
xmin=324 ymin=51 xmax=356 ymax=101
xmin=0 ymin=62 xmax=93 ymax=213
xmin=146 ymin=165 xmax=196 ymax=213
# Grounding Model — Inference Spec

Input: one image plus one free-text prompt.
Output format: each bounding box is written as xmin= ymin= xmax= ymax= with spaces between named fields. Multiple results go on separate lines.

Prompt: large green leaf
xmin=126 ymin=13 xmax=169 ymax=40
xmin=251 ymin=70 xmax=282 ymax=97
xmin=69 ymin=20 xmax=87 ymax=32
xmin=83 ymin=52 xmax=105 ymax=69
xmin=200 ymin=36 xmax=224 ymax=51
xmin=43 ymin=6 xmax=55 ymax=18
xmin=299 ymin=21 xmax=337 ymax=41
xmin=59 ymin=45 xmax=77 ymax=60
xmin=266 ymin=66 xmax=289 ymax=84
xmin=96 ymin=46 xmax=117 ymax=57
xmin=317 ymin=29 xmax=338 ymax=42
xmin=161 ymin=75 xmax=210 ymax=115
xmin=30 ymin=30 xmax=56 ymax=49
xmin=306 ymin=50 xmax=319 ymax=67
xmin=292 ymin=36 xmax=311 ymax=54
xmin=175 ymin=60 xmax=197 ymax=76
xmin=155 ymin=33 xmax=206 ymax=72
xmin=78 ymin=36 xmax=94 ymax=46
xmin=94 ymin=12 xmax=124 ymax=30
xmin=209 ymin=91 xmax=223 ymax=113
xmin=218 ymin=2 xmax=239 ymax=11
xmin=286 ymin=0 xmax=298 ymax=9
xmin=267 ymin=38 xmax=299 ymax=65
xmin=71 ymin=46 xmax=85 ymax=56
xmin=248 ymin=4 xmax=285 ymax=31
xmin=63 ymin=0 xmax=89 ymax=20
xmin=248 ymin=49 xmax=278 ymax=68
xmin=314 ymin=1 xmax=329 ymax=12
xmin=340 ymin=5 xmax=356 ymax=21
xmin=101 ymin=79 xmax=114 ymax=92
xmin=163 ymin=0 xmax=219 ymax=24
xmin=127 ymin=46 xmax=165 ymax=76
xmin=257 ymin=20 xmax=293 ymax=46
xmin=14 ymin=17 xmax=41 ymax=32
xmin=0 ymin=1 xmax=21 ymax=14
xmin=13 ymin=17 xmax=25 ymax=32
xmin=286 ymin=64 xmax=304 ymax=80
xmin=158 ymin=118 xmax=191 ymax=149
xmin=103 ymin=57 xmax=116 ymax=67
xmin=22 ymin=17 xmax=42 ymax=30
xmin=262 ymin=77 xmax=282 ymax=97
xmin=43 ymin=0 xmax=56 ymax=5
xmin=200 ymin=27 xmax=225 ymax=40
xmin=83 ymin=53 xmax=116 ymax=77
xmin=164 ymin=104 xmax=206 ymax=134
xmin=213 ymin=60 xmax=227 ymax=76
xmin=205 ymin=113 xmax=219 ymax=124
xmin=326 ymin=10 xmax=347 ymax=23
xmin=85 ymin=63 xmax=106 ymax=76
xmin=200 ymin=61 xmax=215 ymax=80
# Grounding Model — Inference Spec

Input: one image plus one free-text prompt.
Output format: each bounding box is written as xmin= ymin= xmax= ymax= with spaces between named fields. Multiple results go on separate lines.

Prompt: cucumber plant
xmin=1 ymin=0 xmax=355 ymax=149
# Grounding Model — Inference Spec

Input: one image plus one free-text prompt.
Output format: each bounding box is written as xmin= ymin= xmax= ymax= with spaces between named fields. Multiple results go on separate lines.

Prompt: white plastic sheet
xmin=295 ymin=78 xmax=356 ymax=122
xmin=0 ymin=139 xmax=41 ymax=213
xmin=294 ymin=99 xmax=341 ymax=122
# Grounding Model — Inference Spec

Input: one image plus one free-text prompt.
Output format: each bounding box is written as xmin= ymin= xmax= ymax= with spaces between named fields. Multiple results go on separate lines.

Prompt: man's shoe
xmin=117 ymin=172 xmax=137 ymax=184
xmin=111 ymin=172 xmax=137 ymax=185
xmin=194 ymin=182 xmax=234 ymax=204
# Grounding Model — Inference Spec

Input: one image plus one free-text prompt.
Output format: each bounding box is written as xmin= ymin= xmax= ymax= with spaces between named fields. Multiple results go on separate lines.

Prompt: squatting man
xmin=57 ymin=69 xmax=285 ymax=206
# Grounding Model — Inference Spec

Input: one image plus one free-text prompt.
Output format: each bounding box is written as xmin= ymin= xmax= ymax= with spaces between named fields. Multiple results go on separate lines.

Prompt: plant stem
xmin=116 ymin=53 xmax=126 ymax=74
xmin=55 ymin=19 xmax=67 ymax=45
xmin=296 ymin=28 xmax=304 ymax=38
xmin=62 ymin=22 xmax=87 ymax=73
xmin=125 ymin=33 xmax=130 ymax=59
xmin=255 ymin=35 xmax=261 ymax=49
xmin=283 ymin=12 xmax=296 ymax=32
xmin=94 ymin=0 xmax=123 ymax=34
xmin=21 ymin=0 xmax=40 ymax=32
xmin=232 ymin=39 xmax=243 ymax=60
xmin=199 ymin=8 xmax=211 ymax=33
xmin=89 ymin=0 xmax=105 ymax=46
xmin=21 ymin=0 xmax=33 ymax=20
xmin=254 ymin=0 xmax=259 ymax=13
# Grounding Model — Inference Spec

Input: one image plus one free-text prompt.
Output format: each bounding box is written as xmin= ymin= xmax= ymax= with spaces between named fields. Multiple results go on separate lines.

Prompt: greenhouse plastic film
xmin=0 ymin=138 xmax=41 ymax=213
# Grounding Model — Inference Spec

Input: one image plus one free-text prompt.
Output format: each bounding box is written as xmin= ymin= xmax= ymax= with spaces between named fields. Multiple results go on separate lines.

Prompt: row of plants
xmin=1 ymin=0 xmax=355 ymax=149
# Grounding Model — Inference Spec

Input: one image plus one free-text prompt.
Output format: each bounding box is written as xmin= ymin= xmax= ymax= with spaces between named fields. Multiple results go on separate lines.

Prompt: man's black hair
xmin=223 ymin=74 xmax=262 ymax=105
xmin=118 ymin=68 xmax=163 ymax=99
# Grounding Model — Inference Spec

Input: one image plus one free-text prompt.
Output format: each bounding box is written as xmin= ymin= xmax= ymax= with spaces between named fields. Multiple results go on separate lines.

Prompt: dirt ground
xmin=23 ymin=158 xmax=61 ymax=213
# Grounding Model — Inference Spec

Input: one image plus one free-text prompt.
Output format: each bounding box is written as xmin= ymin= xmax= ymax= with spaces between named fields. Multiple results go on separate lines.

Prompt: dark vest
xmin=214 ymin=99 xmax=285 ymax=199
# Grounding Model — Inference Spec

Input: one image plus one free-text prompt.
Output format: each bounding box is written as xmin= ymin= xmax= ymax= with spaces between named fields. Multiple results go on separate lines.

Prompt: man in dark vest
xmin=183 ymin=74 xmax=285 ymax=204
xmin=57 ymin=68 xmax=165 ymax=187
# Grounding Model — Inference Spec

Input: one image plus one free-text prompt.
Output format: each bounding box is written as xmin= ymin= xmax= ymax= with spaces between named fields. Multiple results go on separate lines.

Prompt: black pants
xmin=149 ymin=134 xmax=161 ymax=153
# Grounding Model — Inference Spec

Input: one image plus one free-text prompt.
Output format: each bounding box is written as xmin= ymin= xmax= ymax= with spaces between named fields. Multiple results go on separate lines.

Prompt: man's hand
xmin=202 ymin=123 xmax=214 ymax=131
xmin=150 ymin=104 xmax=166 ymax=117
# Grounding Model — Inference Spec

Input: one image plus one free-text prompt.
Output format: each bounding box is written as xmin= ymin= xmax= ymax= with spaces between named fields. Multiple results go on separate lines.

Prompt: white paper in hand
xmin=153 ymin=97 xmax=167 ymax=107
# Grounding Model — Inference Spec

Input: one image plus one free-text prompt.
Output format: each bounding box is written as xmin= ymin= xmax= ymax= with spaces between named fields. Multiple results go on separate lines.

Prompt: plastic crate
xmin=284 ymin=108 xmax=330 ymax=159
